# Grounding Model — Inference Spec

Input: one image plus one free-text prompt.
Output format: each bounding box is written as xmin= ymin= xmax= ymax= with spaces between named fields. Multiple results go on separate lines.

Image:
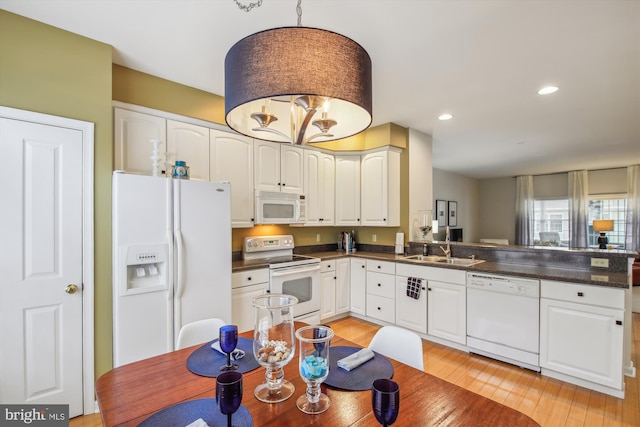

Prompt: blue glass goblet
xmin=216 ymin=370 xmax=243 ymax=427
xmin=372 ymin=378 xmax=400 ymax=427
xmin=219 ymin=325 xmax=239 ymax=371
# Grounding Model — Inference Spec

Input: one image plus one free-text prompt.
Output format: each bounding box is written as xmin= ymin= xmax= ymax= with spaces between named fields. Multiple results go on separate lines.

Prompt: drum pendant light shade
xmin=225 ymin=27 xmax=372 ymax=144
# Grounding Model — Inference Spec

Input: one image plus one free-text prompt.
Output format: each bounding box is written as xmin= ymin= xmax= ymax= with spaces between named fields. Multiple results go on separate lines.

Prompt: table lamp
xmin=592 ymin=220 xmax=614 ymax=249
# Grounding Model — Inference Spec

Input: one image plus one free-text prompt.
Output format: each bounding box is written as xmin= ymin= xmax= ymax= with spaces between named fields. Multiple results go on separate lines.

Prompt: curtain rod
xmin=513 ymin=165 xmax=634 ymax=179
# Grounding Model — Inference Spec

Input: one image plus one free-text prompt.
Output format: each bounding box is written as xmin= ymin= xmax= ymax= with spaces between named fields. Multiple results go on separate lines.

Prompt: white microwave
xmin=255 ymin=190 xmax=306 ymax=224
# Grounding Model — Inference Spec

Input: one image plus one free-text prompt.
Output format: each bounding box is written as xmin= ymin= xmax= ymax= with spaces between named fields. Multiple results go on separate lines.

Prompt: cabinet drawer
xmin=367 ymin=294 xmax=395 ymax=323
xmin=321 ymin=260 xmax=337 ymax=273
xmin=232 ymin=269 xmax=269 ymax=289
xmin=366 ymin=259 xmax=396 ymax=275
xmin=541 ymin=280 xmax=624 ymax=310
xmin=367 ymin=272 xmax=396 ymax=298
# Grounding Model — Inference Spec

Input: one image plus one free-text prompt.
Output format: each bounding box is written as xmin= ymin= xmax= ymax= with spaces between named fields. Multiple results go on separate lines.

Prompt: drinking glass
xmin=219 ymin=325 xmax=239 ymax=371
xmin=295 ymin=325 xmax=334 ymax=414
xmin=251 ymin=294 xmax=298 ymax=403
xmin=216 ymin=371 xmax=243 ymax=427
xmin=372 ymin=378 xmax=400 ymax=427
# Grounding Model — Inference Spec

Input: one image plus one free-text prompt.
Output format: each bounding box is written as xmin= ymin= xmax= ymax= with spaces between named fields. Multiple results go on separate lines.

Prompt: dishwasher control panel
xmin=467 ymin=273 xmax=540 ymax=297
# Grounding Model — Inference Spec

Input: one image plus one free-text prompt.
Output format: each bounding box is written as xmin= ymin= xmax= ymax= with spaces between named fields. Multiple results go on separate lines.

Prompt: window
xmin=533 ymin=199 xmax=569 ymax=246
xmin=588 ymin=197 xmax=627 ymax=248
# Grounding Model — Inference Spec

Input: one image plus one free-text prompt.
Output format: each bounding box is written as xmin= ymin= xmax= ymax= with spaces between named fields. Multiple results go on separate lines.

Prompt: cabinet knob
xmin=278 ymin=182 xmax=281 ymax=186
xmin=334 ymin=276 xmax=337 ymax=280
xmin=422 ymin=287 xmax=426 ymax=290
xmin=377 ymin=265 xmax=381 ymax=269
xmin=282 ymin=183 xmax=286 ymax=186
xmin=361 ymin=265 xmax=365 ymax=269
xmin=378 ymin=283 xmax=381 ymax=287
xmin=427 ymin=287 xmax=432 ymax=291
xmin=577 ymin=292 xmax=584 ymax=297
xmin=377 ymin=307 xmax=381 ymax=310
xmin=383 ymin=218 xmax=386 ymax=221
xmin=248 ymin=277 xmax=252 ymax=281
xmin=616 ymin=320 xmax=623 ymax=326
xmin=328 ymin=264 xmax=331 ymax=268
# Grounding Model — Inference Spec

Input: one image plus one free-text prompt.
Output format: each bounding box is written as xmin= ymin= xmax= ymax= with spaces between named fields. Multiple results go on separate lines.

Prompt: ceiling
xmin=2 ymin=0 xmax=639 ymax=179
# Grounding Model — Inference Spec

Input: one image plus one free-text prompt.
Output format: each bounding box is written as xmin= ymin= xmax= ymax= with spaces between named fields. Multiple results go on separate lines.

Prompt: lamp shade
xmin=225 ymin=26 xmax=372 ymax=144
xmin=592 ymin=219 xmax=614 ymax=232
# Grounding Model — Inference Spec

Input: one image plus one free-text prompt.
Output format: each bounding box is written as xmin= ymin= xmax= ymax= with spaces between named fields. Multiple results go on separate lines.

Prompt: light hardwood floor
xmin=72 ymin=313 xmax=640 ymax=427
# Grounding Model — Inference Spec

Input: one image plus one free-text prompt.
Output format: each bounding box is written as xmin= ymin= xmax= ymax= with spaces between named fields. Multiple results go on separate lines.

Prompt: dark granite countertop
xmin=232 ymin=250 xmax=630 ymax=289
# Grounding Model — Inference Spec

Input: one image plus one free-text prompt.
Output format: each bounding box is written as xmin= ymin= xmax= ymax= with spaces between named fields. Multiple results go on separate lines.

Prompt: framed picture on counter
xmin=436 ymin=199 xmax=447 ymax=229
xmin=448 ymin=201 xmax=458 ymax=227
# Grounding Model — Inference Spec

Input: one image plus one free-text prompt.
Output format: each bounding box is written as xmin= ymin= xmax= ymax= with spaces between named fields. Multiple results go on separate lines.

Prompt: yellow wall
xmin=0 ymin=10 xmax=113 ymax=379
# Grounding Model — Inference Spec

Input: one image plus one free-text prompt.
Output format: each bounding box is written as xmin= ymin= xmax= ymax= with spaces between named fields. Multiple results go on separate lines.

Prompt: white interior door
xmin=0 ymin=116 xmax=85 ymax=416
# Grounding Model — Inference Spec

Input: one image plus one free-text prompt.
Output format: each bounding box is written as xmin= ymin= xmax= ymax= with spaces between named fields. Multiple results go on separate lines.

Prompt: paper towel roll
xmin=395 ymin=232 xmax=404 ymax=245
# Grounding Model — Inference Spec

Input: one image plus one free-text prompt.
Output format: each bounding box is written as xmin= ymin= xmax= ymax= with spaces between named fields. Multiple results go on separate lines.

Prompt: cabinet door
xmin=210 ymin=129 xmax=254 ymax=228
xmin=280 ymin=145 xmax=304 ymax=193
xmin=319 ymin=152 xmax=335 ymax=225
xmin=396 ymin=276 xmax=427 ymax=334
xmin=320 ymin=271 xmax=336 ymax=320
xmin=335 ymin=259 xmax=350 ymax=314
xmin=304 ymin=150 xmax=322 ymax=225
xmin=350 ymin=258 xmax=366 ymax=315
xmin=232 ymin=282 xmax=268 ymax=333
xmin=167 ymin=120 xmax=210 ymax=181
xmin=427 ymin=281 xmax=466 ymax=344
xmin=254 ymin=140 xmax=280 ymax=191
xmin=361 ymin=151 xmax=387 ymax=226
xmin=335 ymin=155 xmax=361 ymax=226
xmin=114 ymin=109 xmax=166 ymax=175
xmin=540 ymin=298 xmax=623 ymax=389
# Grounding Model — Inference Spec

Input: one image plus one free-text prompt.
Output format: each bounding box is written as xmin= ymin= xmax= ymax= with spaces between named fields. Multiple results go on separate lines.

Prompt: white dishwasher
xmin=467 ymin=272 xmax=541 ymax=372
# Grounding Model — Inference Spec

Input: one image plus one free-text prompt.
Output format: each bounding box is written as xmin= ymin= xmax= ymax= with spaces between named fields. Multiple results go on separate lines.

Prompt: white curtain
xmin=625 ymin=165 xmax=640 ymax=252
xmin=568 ymin=170 xmax=589 ymax=248
xmin=515 ymin=175 xmax=534 ymax=245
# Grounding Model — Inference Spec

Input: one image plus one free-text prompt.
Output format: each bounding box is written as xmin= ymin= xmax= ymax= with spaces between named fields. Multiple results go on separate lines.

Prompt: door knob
xmin=65 ymin=284 xmax=79 ymax=294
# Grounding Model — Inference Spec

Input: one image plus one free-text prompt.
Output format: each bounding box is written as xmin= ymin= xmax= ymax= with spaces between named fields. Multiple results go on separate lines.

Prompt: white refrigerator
xmin=112 ymin=172 xmax=232 ymax=367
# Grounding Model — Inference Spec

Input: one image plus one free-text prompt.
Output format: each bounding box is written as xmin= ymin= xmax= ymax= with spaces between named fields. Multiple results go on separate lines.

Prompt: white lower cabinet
xmin=335 ymin=259 xmax=350 ymax=314
xmin=232 ymin=269 xmax=269 ymax=333
xmin=395 ymin=273 xmax=427 ymax=334
xmin=365 ymin=260 xmax=396 ymax=323
xmin=320 ymin=261 xmax=337 ymax=321
xmin=540 ymin=280 xmax=624 ymax=394
xmin=427 ymin=281 xmax=466 ymax=345
xmin=350 ymin=258 xmax=367 ymax=315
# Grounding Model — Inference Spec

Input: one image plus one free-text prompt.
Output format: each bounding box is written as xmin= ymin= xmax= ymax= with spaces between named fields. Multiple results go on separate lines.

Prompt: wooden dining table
xmin=96 ymin=324 xmax=540 ymax=426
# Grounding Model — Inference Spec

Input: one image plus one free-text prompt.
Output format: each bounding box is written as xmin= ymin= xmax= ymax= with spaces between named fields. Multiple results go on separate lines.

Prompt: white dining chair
xmin=368 ymin=325 xmax=424 ymax=371
xmin=176 ymin=318 xmax=227 ymax=350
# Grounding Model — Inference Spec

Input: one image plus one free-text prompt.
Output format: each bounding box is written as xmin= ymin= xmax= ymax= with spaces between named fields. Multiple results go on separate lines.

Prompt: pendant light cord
xmin=234 ymin=0 xmax=303 ymax=26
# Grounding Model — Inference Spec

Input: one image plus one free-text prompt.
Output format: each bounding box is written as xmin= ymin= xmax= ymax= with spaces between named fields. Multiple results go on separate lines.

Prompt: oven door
xmin=270 ymin=263 xmax=320 ymax=318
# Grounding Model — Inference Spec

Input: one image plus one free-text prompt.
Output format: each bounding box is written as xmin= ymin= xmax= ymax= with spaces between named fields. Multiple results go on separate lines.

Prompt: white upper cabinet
xmin=210 ymin=129 xmax=254 ymax=228
xmin=361 ymin=148 xmax=400 ymax=226
xmin=335 ymin=155 xmax=361 ymax=226
xmin=114 ymin=108 xmax=166 ymax=175
xmin=254 ymin=141 xmax=304 ymax=194
xmin=167 ymin=120 xmax=210 ymax=181
xmin=304 ymin=149 xmax=335 ymax=225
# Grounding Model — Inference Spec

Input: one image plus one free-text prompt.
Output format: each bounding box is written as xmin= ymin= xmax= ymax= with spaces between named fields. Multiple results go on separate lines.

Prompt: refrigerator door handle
xmin=166 ymin=228 xmax=175 ymax=350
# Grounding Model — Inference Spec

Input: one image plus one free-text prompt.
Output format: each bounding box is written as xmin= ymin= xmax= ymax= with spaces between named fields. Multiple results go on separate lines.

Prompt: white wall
xmin=433 ymin=168 xmax=480 ymax=242
xmin=408 ymin=129 xmax=433 ymax=241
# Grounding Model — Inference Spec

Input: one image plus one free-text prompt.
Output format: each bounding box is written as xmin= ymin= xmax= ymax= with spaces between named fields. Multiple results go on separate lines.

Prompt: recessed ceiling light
xmin=538 ymin=86 xmax=559 ymax=95
xmin=438 ymin=113 xmax=454 ymax=121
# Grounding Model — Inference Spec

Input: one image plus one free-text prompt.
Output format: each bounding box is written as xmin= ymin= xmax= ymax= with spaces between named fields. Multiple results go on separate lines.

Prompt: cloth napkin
xmin=337 ymin=347 xmax=375 ymax=371
xmin=211 ymin=341 xmax=245 ymax=361
xmin=185 ymin=418 xmax=209 ymax=427
xmin=406 ymin=276 xmax=422 ymax=300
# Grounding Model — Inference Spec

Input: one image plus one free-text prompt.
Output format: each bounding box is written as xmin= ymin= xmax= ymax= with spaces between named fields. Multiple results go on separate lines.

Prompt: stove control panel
xmin=243 ymin=235 xmax=295 ymax=254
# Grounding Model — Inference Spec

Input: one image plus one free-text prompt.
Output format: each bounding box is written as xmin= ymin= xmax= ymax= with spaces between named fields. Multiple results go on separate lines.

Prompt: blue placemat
xmin=138 ymin=398 xmax=253 ymax=427
xmin=324 ymin=346 xmax=394 ymax=391
xmin=187 ymin=337 xmax=260 ymax=377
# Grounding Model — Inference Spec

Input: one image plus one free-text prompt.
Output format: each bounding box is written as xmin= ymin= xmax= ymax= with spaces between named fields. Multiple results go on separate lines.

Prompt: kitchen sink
xmin=403 ymin=254 xmax=485 ymax=267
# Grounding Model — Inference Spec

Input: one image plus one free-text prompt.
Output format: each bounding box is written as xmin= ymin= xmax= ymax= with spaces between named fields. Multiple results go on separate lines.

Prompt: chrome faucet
xmin=439 ymin=226 xmax=451 ymax=258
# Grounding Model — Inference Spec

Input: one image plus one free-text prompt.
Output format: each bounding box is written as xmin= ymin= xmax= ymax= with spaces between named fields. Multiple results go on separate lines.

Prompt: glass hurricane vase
xmin=295 ymin=325 xmax=334 ymax=414
xmin=251 ymin=294 xmax=298 ymax=403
